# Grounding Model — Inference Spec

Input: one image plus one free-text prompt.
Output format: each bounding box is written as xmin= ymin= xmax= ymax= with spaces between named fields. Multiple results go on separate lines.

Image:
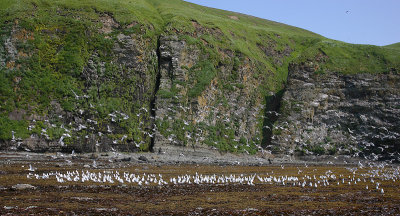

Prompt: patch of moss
xmin=188 ymin=61 xmax=217 ymax=98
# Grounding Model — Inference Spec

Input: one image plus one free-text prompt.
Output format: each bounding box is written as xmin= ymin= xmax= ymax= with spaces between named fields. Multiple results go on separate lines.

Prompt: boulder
xmin=11 ymin=184 xmax=36 ymax=190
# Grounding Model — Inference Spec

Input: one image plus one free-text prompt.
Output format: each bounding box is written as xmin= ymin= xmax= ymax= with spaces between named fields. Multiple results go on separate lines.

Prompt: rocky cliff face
xmin=1 ymin=15 xmax=159 ymax=153
xmin=153 ymin=35 xmax=266 ymax=155
xmin=0 ymin=14 xmax=270 ymax=154
xmin=272 ymin=62 xmax=400 ymax=161
xmin=1 ymin=0 xmax=399 ymax=161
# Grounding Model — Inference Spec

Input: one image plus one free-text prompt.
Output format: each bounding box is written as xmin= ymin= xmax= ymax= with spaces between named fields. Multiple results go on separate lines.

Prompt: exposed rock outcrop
xmin=272 ymin=62 xmax=400 ymax=161
xmin=153 ymin=35 xmax=268 ymax=155
xmin=1 ymin=17 xmax=158 ymax=153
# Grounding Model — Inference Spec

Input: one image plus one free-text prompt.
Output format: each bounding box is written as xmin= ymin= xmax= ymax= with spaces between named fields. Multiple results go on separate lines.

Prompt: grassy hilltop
xmin=0 ymin=0 xmax=399 ymax=153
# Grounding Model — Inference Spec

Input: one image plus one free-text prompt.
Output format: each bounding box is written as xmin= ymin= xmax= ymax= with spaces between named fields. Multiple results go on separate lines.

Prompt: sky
xmin=184 ymin=0 xmax=400 ymax=46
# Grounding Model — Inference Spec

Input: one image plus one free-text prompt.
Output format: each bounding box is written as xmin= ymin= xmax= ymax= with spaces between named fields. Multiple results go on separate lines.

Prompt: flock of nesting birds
xmin=9 ymin=89 xmax=276 ymax=153
xmin=9 ymin=89 xmax=399 ymax=164
xmin=25 ymin=162 xmax=399 ymax=195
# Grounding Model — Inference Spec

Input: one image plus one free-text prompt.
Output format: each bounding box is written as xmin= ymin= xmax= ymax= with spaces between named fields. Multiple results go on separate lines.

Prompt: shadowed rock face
xmin=272 ymin=62 xmax=400 ymax=161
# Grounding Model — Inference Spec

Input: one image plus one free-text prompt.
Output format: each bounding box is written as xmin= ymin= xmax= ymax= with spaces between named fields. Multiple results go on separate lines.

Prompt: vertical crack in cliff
xmin=149 ymin=37 xmax=162 ymax=152
xmin=261 ymin=89 xmax=285 ymax=149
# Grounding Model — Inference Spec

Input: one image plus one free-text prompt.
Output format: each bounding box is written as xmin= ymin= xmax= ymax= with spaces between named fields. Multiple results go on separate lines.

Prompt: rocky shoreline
xmin=0 ymin=150 xmax=371 ymax=167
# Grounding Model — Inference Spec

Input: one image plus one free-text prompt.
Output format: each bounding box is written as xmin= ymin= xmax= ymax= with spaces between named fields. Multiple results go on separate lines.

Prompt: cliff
xmin=272 ymin=62 xmax=400 ymax=161
xmin=0 ymin=0 xmax=399 ymax=161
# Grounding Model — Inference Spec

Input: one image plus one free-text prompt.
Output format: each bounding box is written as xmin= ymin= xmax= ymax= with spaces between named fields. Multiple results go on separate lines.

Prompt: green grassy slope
xmin=299 ymin=40 xmax=400 ymax=74
xmin=1 ymin=0 xmax=399 ymax=151
xmin=1 ymin=0 xmax=399 ymax=75
xmin=2 ymin=0 xmax=398 ymax=86
xmin=385 ymin=42 xmax=400 ymax=50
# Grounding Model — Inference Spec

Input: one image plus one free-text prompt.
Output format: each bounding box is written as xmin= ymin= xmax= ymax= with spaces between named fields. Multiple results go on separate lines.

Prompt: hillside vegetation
xmin=0 ymin=0 xmax=399 ymax=153
xmin=385 ymin=42 xmax=400 ymax=50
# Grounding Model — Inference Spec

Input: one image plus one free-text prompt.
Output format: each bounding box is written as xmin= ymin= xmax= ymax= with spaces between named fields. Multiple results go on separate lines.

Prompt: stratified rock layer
xmin=272 ymin=63 xmax=400 ymax=161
